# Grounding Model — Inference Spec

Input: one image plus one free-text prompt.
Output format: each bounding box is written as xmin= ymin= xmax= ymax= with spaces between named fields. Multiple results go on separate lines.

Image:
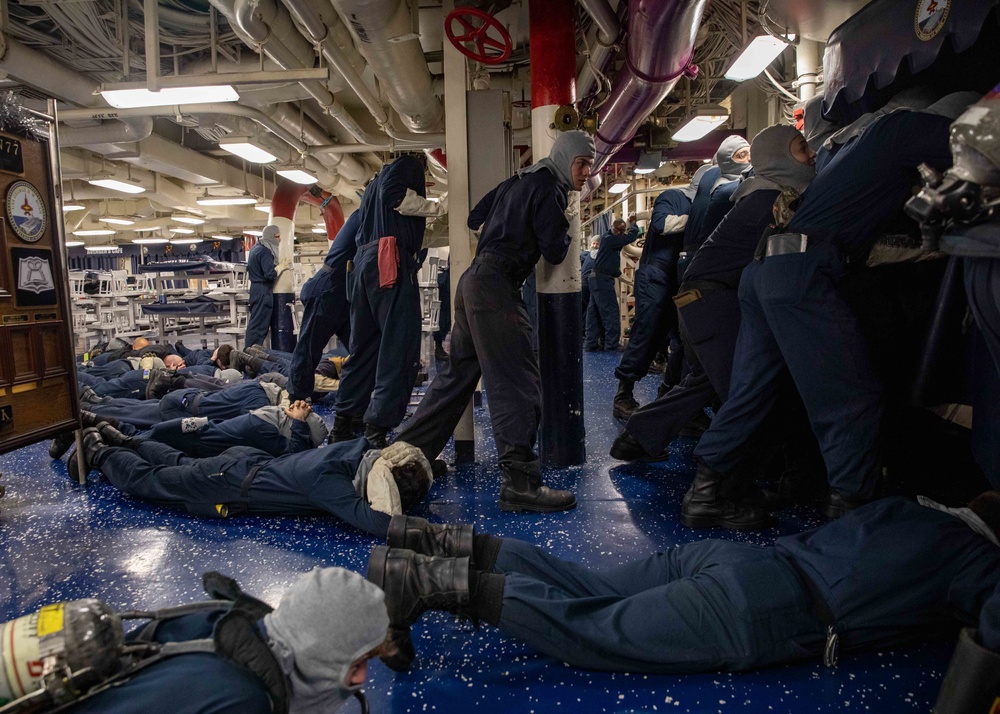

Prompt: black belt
xmin=782 ymin=555 xmax=841 ymax=666
xmin=214 ymin=464 xmax=263 ymax=519
xmin=181 ymin=392 xmax=204 ymax=416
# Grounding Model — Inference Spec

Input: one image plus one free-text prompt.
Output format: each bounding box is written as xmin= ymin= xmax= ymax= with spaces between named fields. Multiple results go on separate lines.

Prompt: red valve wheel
xmin=444 ymin=7 xmax=513 ymax=65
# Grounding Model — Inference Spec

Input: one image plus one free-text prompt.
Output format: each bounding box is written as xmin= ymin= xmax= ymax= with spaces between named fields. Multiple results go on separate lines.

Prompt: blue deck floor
xmin=0 ymin=350 xmax=955 ymax=712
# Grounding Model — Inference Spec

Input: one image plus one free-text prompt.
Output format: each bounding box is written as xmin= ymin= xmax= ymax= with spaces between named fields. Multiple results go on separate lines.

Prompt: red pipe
xmin=270 ymin=178 xmax=345 ymax=240
xmin=529 ymin=0 xmax=576 ymax=109
xmin=428 ymin=148 xmax=447 ymax=170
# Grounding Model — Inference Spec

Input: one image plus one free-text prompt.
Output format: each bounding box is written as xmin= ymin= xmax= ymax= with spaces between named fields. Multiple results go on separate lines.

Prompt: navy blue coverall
xmin=963 ymin=249 xmax=1000 ymax=489
xmin=79 ymin=365 xmax=217 ymax=399
xmin=695 ymin=111 xmax=955 ymax=501
xmin=580 ymin=249 xmax=596 ymax=322
xmin=625 ymin=189 xmax=779 ymax=456
xmin=68 ymin=609 xmax=271 ymax=714
xmin=335 ymin=156 xmax=426 ymax=430
xmin=397 ymin=168 xmax=571 ymax=469
xmin=585 ymin=224 xmax=638 ymax=350
xmin=93 ymin=436 xmax=390 ymax=535
xmin=132 ymin=412 xmax=316 ymax=458
xmin=86 ymin=381 xmax=273 ymax=429
xmin=682 ymin=167 xmax=721 ymax=255
xmin=615 ymin=189 xmax=692 ymax=383
xmin=288 ymin=210 xmax=359 ymax=401
xmin=245 ymin=241 xmax=277 ymax=349
xmin=489 ymin=496 xmax=1000 ymax=672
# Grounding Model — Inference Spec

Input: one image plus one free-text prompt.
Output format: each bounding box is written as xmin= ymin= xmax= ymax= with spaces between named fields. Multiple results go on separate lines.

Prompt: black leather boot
xmin=79 ymin=386 xmax=101 ymax=406
xmin=328 ymin=414 xmax=355 ymax=443
xmin=68 ymin=428 xmax=107 ymax=482
xmin=145 ymin=369 xmax=183 ymax=400
xmin=680 ymin=461 xmax=773 ymax=529
xmin=498 ymin=461 xmax=576 ymax=513
xmin=81 ymin=410 xmax=118 ymax=429
xmin=49 ymin=430 xmax=77 ymax=459
xmin=245 ymin=344 xmax=269 ymax=360
xmin=98 ymin=423 xmax=141 ymax=449
xmin=387 ymin=515 xmax=474 ymax=562
xmin=366 ymin=546 xmax=470 ymax=672
xmin=609 ymin=430 xmax=670 ymax=462
xmin=612 ymin=379 xmax=639 ymax=420
xmin=229 ymin=349 xmax=266 ymax=376
xmin=364 ymin=424 xmax=388 ymax=449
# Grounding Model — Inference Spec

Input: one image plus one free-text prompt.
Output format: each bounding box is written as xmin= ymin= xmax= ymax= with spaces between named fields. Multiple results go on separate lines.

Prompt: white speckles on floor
xmin=0 ymin=351 xmax=953 ymax=712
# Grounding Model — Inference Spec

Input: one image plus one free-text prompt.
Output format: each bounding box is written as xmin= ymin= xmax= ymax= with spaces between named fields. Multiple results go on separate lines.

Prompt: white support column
xmin=442 ymin=0 xmax=475 ymax=461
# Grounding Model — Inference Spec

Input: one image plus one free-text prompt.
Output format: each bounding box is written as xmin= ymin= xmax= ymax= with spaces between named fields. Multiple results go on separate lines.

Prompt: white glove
xmin=379 ymin=440 xmax=434 ymax=484
xmin=396 ymin=188 xmax=447 ymax=217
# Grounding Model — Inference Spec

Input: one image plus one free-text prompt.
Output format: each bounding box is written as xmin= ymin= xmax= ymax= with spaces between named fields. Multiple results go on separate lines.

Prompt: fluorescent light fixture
xmin=634 ymin=151 xmax=663 ymax=175
xmin=99 ymin=216 xmax=135 ymax=226
xmin=85 ymin=245 xmax=122 ymax=253
xmin=672 ymin=105 xmax=730 ymax=142
xmin=245 ymin=229 xmax=264 ymax=236
xmin=132 ymin=237 xmax=169 ymax=244
xmin=608 ymin=182 xmax=629 ymax=195
xmin=62 ymin=202 xmax=86 ymax=212
xmin=219 ymin=137 xmax=277 ymax=164
xmin=276 ymin=168 xmax=318 ymax=185
xmin=254 ymin=202 xmax=272 ymax=214
xmin=724 ymin=35 xmax=795 ymax=82
xmin=211 ymin=235 xmax=235 ymax=241
xmin=65 ymin=240 xmax=85 ymax=247
xmin=169 ymin=227 xmax=195 ymax=234
xmin=311 ymin=227 xmax=327 ymax=234
xmin=170 ymin=237 xmax=204 ymax=244
xmin=88 ymin=178 xmax=146 ymax=194
xmin=197 ymin=195 xmax=257 ymax=206
xmin=171 ymin=213 xmax=206 ymax=225
xmin=73 ymin=228 xmax=116 ymax=236
xmin=127 ymin=224 xmax=163 ymax=232
xmin=101 ymin=84 xmax=239 ymax=109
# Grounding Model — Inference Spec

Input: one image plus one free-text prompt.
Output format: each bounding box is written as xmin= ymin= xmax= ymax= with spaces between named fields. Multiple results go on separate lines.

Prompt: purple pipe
xmin=594 ymin=0 xmax=710 ymax=170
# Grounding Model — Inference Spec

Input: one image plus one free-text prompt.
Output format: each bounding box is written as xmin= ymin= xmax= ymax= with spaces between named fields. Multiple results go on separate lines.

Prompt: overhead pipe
xmin=592 ymin=0 xmax=709 ymax=170
xmin=579 ymin=0 xmax=621 ymax=45
xmin=60 ymin=116 xmax=155 ymax=147
xmin=328 ymin=0 xmax=443 ymax=132
xmin=229 ymin=0 xmax=386 ymax=146
xmin=279 ymin=0 xmax=390 ymax=128
xmin=58 ymin=103 xmax=367 ymax=186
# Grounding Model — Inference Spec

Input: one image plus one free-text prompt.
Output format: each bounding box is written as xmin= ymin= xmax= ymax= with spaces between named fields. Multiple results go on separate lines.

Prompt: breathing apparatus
xmin=0 ymin=573 xmax=370 ymax=714
xmin=905 ymin=85 xmax=1000 ymax=252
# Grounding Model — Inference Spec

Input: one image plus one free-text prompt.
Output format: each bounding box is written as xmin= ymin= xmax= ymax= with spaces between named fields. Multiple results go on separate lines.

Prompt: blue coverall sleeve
xmin=306 ymin=462 xmax=392 ymax=536
xmin=603 ymin=225 xmax=640 ymax=250
xmin=380 ymin=156 xmax=425 ymax=209
xmin=533 ymin=186 xmax=571 ymax=265
xmin=468 ymin=185 xmax=498 ymax=230
xmin=980 ymin=579 xmax=1000 ymax=651
xmin=284 ymin=419 xmax=314 ymax=455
